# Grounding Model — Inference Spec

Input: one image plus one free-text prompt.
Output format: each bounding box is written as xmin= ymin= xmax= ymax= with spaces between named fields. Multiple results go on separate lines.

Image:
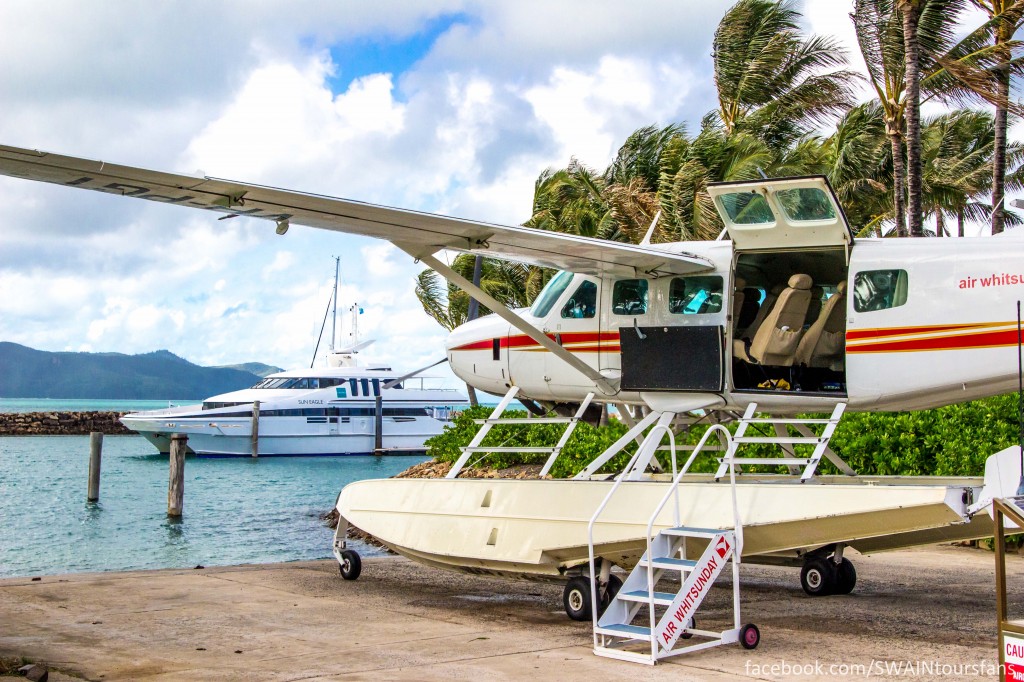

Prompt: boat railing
xmin=124 ymin=404 xmax=201 ymax=417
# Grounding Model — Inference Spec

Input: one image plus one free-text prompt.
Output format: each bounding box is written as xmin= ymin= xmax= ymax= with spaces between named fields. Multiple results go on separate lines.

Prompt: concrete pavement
xmin=1 ymin=544 xmax=1021 ymax=681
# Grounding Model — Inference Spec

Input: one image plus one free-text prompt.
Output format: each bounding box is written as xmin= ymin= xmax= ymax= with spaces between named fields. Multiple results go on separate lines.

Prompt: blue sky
xmin=326 ymin=12 xmax=475 ymax=95
xmin=0 ymin=1 xmax=1014 ymax=387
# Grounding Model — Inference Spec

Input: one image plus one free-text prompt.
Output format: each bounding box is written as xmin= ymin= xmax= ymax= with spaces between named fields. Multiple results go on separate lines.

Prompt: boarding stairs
xmin=713 ymin=402 xmax=851 ymax=482
xmin=446 ymin=386 xmax=595 ymax=478
xmin=588 ymin=422 xmax=759 ymax=664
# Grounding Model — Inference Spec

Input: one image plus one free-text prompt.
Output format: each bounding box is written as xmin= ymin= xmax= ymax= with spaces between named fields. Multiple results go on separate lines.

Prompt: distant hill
xmin=0 ymin=342 xmax=270 ymax=399
xmin=214 ymin=362 xmax=283 ymax=378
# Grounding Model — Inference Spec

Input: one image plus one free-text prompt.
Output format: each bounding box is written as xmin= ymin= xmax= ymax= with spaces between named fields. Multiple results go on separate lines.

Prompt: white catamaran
xmin=121 ymin=259 xmax=467 ymax=457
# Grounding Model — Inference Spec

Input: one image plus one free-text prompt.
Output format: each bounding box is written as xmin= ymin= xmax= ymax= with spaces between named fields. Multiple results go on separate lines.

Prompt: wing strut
xmin=414 ymin=250 xmax=617 ymax=396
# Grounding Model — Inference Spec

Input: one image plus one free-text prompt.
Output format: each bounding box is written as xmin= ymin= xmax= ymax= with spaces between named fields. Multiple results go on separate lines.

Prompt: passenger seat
xmin=734 ymin=274 xmax=813 ymax=366
xmin=795 ymin=281 xmax=847 ymax=371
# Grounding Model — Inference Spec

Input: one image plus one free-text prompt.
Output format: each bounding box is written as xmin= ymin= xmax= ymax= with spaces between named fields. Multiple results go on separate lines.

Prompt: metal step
xmin=638 ymin=556 xmax=697 ymax=571
xmin=459 ymin=446 xmax=556 ymax=453
xmin=732 ymin=436 xmax=823 ymax=445
xmin=662 ymin=526 xmax=722 ymax=538
xmin=618 ymin=589 xmax=676 ymax=605
xmin=743 ymin=416 xmax=835 ymax=425
xmin=717 ymin=457 xmax=811 ymax=466
xmin=471 ymin=417 xmax=572 ymax=425
xmin=595 ymin=623 xmax=652 ymax=641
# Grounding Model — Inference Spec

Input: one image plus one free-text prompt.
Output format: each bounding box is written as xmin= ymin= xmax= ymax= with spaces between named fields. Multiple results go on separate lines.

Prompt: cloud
xmin=0 ymin=0 xmax=745 ymax=377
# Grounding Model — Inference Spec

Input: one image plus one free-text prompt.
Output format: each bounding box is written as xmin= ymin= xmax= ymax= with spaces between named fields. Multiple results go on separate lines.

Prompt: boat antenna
xmin=331 ymin=256 xmax=340 ymax=351
xmin=1017 ymin=300 xmax=1024 ymax=497
xmin=310 ymin=283 xmax=334 ymax=368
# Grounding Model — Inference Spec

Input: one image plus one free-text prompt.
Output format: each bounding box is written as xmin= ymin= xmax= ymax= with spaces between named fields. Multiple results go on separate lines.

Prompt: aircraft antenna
xmin=1017 ymin=300 xmax=1024 ymax=497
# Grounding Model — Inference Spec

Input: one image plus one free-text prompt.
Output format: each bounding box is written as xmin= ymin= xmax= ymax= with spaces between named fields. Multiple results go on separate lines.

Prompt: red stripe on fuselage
xmin=451 ymin=330 xmax=617 ymax=352
xmin=847 ymin=327 xmax=1022 ymax=353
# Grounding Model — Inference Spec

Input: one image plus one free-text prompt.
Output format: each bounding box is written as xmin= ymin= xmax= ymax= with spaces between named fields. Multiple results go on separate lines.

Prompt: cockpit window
xmin=853 ymin=269 xmax=908 ymax=312
xmin=530 ymin=270 xmax=574 ymax=318
xmin=561 ymin=280 xmax=597 ymax=319
xmin=612 ymin=279 xmax=648 ymax=315
xmin=776 ymin=187 xmax=836 ymax=222
xmin=719 ymin=191 xmax=774 ymax=225
xmin=669 ymin=276 xmax=724 ymax=314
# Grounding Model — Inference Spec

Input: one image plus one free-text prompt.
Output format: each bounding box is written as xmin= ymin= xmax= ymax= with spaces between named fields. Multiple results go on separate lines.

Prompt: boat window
xmin=530 ymin=270 xmax=574 ymax=318
xmin=853 ymin=269 xmax=908 ymax=312
xmin=371 ymin=379 xmax=380 ymax=396
xmin=776 ymin=187 xmax=836 ymax=222
xmin=669 ymin=276 xmax=724 ymax=314
xmin=612 ymin=279 xmax=648 ymax=315
xmin=561 ymin=280 xmax=597 ymax=319
xmin=360 ymin=378 xmax=370 ymax=396
xmin=719 ymin=191 xmax=775 ymax=225
xmin=349 ymin=378 xmax=358 ymax=396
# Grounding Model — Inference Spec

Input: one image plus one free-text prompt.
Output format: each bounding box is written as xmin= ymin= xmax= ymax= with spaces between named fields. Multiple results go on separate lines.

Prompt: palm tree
xmin=853 ymin=0 xmax=911 ymax=235
xmin=970 ymin=0 xmax=1024 ymax=234
xmin=856 ymin=0 xmax=1024 ymax=237
xmin=922 ymin=109 xmax=1024 ymax=235
xmin=713 ymin=0 xmax=859 ymax=148
xmin=824 ymin=101 xmax=892 ymax=236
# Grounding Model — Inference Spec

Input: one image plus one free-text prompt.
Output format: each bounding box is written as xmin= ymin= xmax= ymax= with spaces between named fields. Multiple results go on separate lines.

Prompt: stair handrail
xmin=642 ymin=423 xmax=735 ymax=657
xmin=586 ymin=420 xmax=672 ymax=643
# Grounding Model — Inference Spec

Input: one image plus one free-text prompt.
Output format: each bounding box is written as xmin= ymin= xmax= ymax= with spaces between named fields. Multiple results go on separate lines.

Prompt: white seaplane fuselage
xmin=446 ymin=235 xmax=1024 ymax=415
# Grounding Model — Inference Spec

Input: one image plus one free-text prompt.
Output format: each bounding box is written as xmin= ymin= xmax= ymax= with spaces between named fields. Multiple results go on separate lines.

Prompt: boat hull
xmin=335 ymin=475 xmax=987 ymax=579
xmin=124 ymin=415 xmax=441 ymax=457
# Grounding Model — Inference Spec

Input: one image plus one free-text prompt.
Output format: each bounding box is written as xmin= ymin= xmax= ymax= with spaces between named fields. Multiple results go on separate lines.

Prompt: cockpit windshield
xmin=530 ymin=270 xmax=574 ymax=318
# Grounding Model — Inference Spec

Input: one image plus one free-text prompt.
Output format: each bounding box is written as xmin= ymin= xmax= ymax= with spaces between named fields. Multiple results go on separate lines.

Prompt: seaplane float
xmin=1 ymin=145 xmax=1023 ymax=659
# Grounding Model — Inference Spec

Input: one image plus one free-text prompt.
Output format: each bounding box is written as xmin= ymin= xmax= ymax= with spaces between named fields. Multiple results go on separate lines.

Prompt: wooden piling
xmin=251 ymin=400 xmax=260 ymax=458
xmin=374 ymin=395 xmax=383 ymax=454
xmin=87 ymin=432 xmax=103 ymax=502
xmin=168 ymin=433 xmax=186 ymax=517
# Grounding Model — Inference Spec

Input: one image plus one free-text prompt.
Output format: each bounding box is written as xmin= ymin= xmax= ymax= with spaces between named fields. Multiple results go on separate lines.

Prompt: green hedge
xmin=426 ymin=393 xmax=1023 ymax=479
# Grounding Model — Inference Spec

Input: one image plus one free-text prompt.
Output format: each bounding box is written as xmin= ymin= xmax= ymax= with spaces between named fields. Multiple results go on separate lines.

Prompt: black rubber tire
xmin=800 ymin=556 xmax=835 ymax=596
xmin=600 ymin=574 xmax=623 ymax=610
xmin=740 ymin=623 xmax=760 ymax=650
xmin=339 ymin=549 xmax=362 ymax=581
xmin=681 ymin=616 xmax=696 ymax=640
xmin=563 ymin=576 xmax=593 ymax=621
xmin=833 ymin=557 xmax=857 ymax=595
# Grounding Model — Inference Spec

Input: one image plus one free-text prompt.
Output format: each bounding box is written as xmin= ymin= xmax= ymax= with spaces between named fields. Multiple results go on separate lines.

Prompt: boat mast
xmin=330 ymin=256 xmax=340 ymax=351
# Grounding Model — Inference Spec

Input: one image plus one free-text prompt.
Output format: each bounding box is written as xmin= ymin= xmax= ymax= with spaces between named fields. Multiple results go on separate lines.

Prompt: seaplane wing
xmin=0 ymin=144 xmax=713 ymax=278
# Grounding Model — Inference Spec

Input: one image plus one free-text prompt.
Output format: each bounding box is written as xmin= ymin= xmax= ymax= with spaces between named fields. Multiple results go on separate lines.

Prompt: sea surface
xmin=0 ymin=398 xmax=195 ymax=413
xmin=0 ymin=432 xmax=427 ymax=578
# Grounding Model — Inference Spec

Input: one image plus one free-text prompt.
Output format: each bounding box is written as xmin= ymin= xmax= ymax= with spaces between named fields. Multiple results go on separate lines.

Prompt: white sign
xmin=1005 ymin=632 xmax=1024 ymax=681
xmin=654 ymin=532 xmax=733 ymax=650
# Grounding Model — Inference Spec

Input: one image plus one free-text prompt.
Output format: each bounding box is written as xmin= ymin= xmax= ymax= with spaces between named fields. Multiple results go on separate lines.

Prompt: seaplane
xmin=2 ymin=144 xmax=1024 ymax=661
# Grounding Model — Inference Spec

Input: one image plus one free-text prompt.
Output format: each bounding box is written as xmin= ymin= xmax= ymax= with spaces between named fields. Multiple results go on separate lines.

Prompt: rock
xmin=18 ymin=664 xmax=48 ymax=682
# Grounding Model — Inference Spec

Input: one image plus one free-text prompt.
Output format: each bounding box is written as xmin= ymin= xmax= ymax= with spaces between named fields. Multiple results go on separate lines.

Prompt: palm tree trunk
xmin=935 ymin=211 xmax=945 ymax=237
xmin=888 ymin=126 xmax=908 ymax=237
xmin=958 ymin=207 xmax=965 ymax=238
xmin=900 ymin=1 xmax=924 ymax=237
xmin=991 ymin=29 xmax=1011 ymax=235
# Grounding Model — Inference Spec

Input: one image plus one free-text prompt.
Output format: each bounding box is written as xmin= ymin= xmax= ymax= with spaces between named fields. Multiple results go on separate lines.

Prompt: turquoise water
xmin=0 ymin=434 xmax=426 ymax=578
xmin=0 ymin=398 xmax=195 ymax=413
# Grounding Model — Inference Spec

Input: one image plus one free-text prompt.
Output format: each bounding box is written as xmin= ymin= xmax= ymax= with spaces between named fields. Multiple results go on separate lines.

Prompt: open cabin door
xmin=708 ymin=176 xmax=852 ymax=398
xmin=707 ymin=175 xmax=854 ymax=252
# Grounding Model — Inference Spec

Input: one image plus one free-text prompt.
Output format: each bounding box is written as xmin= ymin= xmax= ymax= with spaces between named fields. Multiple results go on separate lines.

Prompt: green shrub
xmin=425 ymin=394 xmax=1023 ymax=479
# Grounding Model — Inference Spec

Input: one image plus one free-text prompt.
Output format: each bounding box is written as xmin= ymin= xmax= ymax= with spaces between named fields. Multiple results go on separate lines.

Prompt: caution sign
xmin=1005 ymin=631 xmax=1024 ymax=681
